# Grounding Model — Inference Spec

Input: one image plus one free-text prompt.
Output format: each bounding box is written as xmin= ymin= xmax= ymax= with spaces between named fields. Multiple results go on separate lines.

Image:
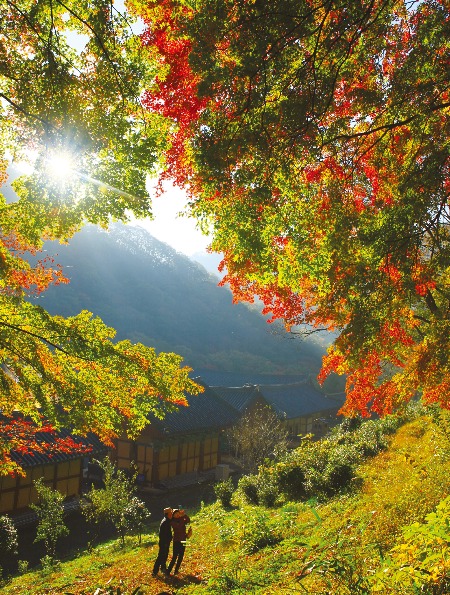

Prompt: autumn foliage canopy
xmin=0 ymin=0 xmax=448 ymax=473
xmin=0 ymin=0 xmax=201 ymax=475
xmin=134 ymin=0 xmax=450 ymax=416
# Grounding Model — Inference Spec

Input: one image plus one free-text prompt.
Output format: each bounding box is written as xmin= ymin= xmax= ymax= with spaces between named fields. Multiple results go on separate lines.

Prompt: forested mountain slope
xmin=35 ymin=224 xmax=325 ymax=375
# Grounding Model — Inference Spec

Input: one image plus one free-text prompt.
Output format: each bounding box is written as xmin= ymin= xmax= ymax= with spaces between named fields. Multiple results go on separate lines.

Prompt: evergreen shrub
xmin=238 ymin=475 xmax=259 ymax=505
xmin=0 ymin=515 xmax=18 ymax=559
xmin=214 ymin=477 xmax=234 ymax=508
xmin=256 ymin=470 xmax=279 ymax=507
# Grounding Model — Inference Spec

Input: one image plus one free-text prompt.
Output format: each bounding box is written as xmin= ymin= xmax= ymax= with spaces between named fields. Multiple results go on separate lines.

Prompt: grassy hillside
xmin=3 ymin=407 xmax=450 ymax=594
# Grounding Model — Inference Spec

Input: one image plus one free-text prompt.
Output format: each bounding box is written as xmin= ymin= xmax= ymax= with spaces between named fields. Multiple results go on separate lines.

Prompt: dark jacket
xmin=159 ymin=515 xmax=173 ymax=545
xmin=171 ymin=514 xmax=190 ymax=541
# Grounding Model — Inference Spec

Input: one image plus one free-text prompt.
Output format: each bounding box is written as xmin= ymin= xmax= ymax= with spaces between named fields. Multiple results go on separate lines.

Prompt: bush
xmin=31 ymin=479 xmax=69 ymax=559
xmin=214 ymin=477 xmax=234 ymax=508
xmin=238 ymin=415 xmax=408 ymax=507
xmin=353 ymin=421 xmax=388 ymax=457
xmin=238 ymin=475 xmax=259 ymax=505
xmin=217 ymin=506 xmax=281 ymax=554
xmin=273 ymin=459 xmax=306 ymax=501
xmin=377 ymin=415 xmax=403 ymax=436
xmin=123 ymin=496 xmax=151 ymax=544
xmin=322 ymin=461 xmax=355 ymax=496
xmin=257 ymin=470 xmax=279 ymax=507
xmin=0 ymin=515 xmax=18 ymax=559
xmin=339 ymin=415 xmax=363 ymax=433
xmin=372 ymin=495 xmax=450 ymax=594
xmin=84 ymin=458 xmax=150 ymax=547
xmin=239 ymin=508 xmax=281 ymax=554
xmin=17 ymin=560 xmax=29 ymax=575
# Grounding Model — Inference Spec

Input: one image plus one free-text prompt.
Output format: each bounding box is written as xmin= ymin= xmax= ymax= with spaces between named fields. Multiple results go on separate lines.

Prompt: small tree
xmin=227 ymin=404 xmax=289 ymax=473
xmin=84 ymin=458 xmax=150 ymax=546
xmin=0 ymin=515 xmax=18 ymax=574
xmin=31 ymin=479 xmax=69 ymax=560
xmin=123 ymin=496 xmax=151 ymax=545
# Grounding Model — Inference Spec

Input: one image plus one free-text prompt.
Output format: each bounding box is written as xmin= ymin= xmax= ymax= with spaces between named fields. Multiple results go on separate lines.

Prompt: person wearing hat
xmin=167 ymin=508 xmax=191 ymax=576
xmin=152 ymin=507 xmax=173 ymax=576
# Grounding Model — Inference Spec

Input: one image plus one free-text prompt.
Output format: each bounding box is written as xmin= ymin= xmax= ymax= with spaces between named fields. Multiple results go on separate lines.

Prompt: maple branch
xmin=0 ymin=317 xmax=112 ymax=364
xmin=424 ymin=289 xmax=439 ymax=316
xmin=325 ymin=115 xmax=418 ymax=144
xmin=0 ymin=93 xmax=52 ymax=128
xmin=324 ymin=102 xmax=450 ymax=146
xmin=54 ymin=0 xmax=129 ymax=105
xmin=0 ymin=320 xmax=74 ymax=355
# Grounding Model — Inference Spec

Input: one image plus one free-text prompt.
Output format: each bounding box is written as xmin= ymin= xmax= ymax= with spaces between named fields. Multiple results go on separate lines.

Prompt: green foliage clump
xmin=217 ymin=506 xmax=282 ymax=555
xmin=214 ymin=478 xmax=234 ymax=508
xmin=237 ymin=475 xmax=260 ymax=505
xmin=31 ymin=478 xmax=69 ymax=560
xmin=83 ymin=459 xmax=150 ymax=547
xmin=235 ymin=415 xmax=405 ymax=509
xmin=267 ymin=414 xmax=407 ymax=503
xmin=372 ymin=495 xmax=450 ymax=594
xmin=237 ymin=471 xmax=280 ymax=507
xmin=0 ymin=515 xmax=18 ymax=559
xmin=256 ymin=470 xmax=279 ymax=508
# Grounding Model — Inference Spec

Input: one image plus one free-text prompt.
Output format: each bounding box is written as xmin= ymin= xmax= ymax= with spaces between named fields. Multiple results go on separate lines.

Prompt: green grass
xmin=3 ymin=413 xmax=450 ymax=594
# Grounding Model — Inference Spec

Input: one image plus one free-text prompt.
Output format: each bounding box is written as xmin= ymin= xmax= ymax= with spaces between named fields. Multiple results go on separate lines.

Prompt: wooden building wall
xmin=283 ymin=408 xmax=341 ymax=440
xmin=0 ymin=459 xmax=82 ymax=514
xmin=114 ymin=433 xmax=220 ymax=485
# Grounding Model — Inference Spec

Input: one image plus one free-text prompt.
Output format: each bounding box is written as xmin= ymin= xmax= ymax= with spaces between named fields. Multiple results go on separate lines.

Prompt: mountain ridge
xmin=35 ymin=223 xmax=326 ymax=377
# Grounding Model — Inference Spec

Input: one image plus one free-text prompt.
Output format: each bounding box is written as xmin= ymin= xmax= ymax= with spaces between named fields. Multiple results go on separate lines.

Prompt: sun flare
xmin=46 ymin=153 xmax=75 ymax=180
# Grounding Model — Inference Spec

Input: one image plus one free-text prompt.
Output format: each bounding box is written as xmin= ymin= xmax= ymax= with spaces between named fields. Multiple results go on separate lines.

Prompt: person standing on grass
xmin=152 ymin=507 xmax=173 ymax=576
xmin=167 ymin=508 xmax=191 ymax=576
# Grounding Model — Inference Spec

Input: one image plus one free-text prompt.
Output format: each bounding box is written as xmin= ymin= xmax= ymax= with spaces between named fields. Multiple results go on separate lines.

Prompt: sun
xmin=46 ymin=153 xmax=75 ymax=181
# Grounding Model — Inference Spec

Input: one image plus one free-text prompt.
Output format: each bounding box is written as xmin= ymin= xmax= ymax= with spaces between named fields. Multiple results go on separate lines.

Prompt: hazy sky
xmin=133 ymin=183 xmax=211 ymax=256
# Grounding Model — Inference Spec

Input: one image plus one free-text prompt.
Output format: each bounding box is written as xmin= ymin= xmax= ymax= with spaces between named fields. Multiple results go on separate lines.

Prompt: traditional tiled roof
xmin=0 ymin=415 xmax=107 ymax=468
xmin=211 ymin=380 xmax=345 ymax=420
xmin=256 ymin=381 xmax=344 ymax=419
xmin=193 ymin=369 xmax=308 ymax=387
xmin=150 ymin=380 xmax=240 ymax=435
xmin=209 ymin=385 xmax=261 ymax=413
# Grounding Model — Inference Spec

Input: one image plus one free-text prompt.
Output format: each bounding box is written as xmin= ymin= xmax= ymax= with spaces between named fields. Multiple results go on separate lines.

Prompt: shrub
xmin=377 ymin=415 xmax=403 ymax=436
xmin=122 ymin=496 xmax=151 ymax=544
xmin=31 ymin=479 xmax=69 ymax=559
xmin=353 ymin=421 xmax=388 ymax=457
xmin=257 ymin=470 xmax=279 ymax=508
xmin=216 ymin=506 xmax=281 ymax=554
xmin=214 ymin=477 xmax=234 ymax=508
xmin=84 ymin=458 xmax=150 ymax=547
xmin=273 ymin=459 xmax=306 ymax=501
xmin=0 ymin=515 xmax=18 ymax=559
xmin=321 ymin=461 xmax=355 ymax=496
xmin=239 ymin=508 xmax=281 ymax=554
xmin=238 ymin=475 xmax=259 ymax=505
xmin=39 ymin=554 xmax=60 ymax=575
xmin=17 ymin=560 xmax=29 ymax=575
xmin=372 ymin=495 xmax=450 ymax=594
xmin=339 ymin=415 xmax=363 ymax=433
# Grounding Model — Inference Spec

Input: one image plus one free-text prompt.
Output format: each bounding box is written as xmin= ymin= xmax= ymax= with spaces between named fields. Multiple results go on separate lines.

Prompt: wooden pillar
xmin=12 ymin=474 xmax=20 ymax=512
xmin=151 ymin=450 xmax=160 ymax=485
xmin=176 ymin=443 xmax=183 ymax=476
xmin=198 ymin=438 xmax=205 ymax=472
